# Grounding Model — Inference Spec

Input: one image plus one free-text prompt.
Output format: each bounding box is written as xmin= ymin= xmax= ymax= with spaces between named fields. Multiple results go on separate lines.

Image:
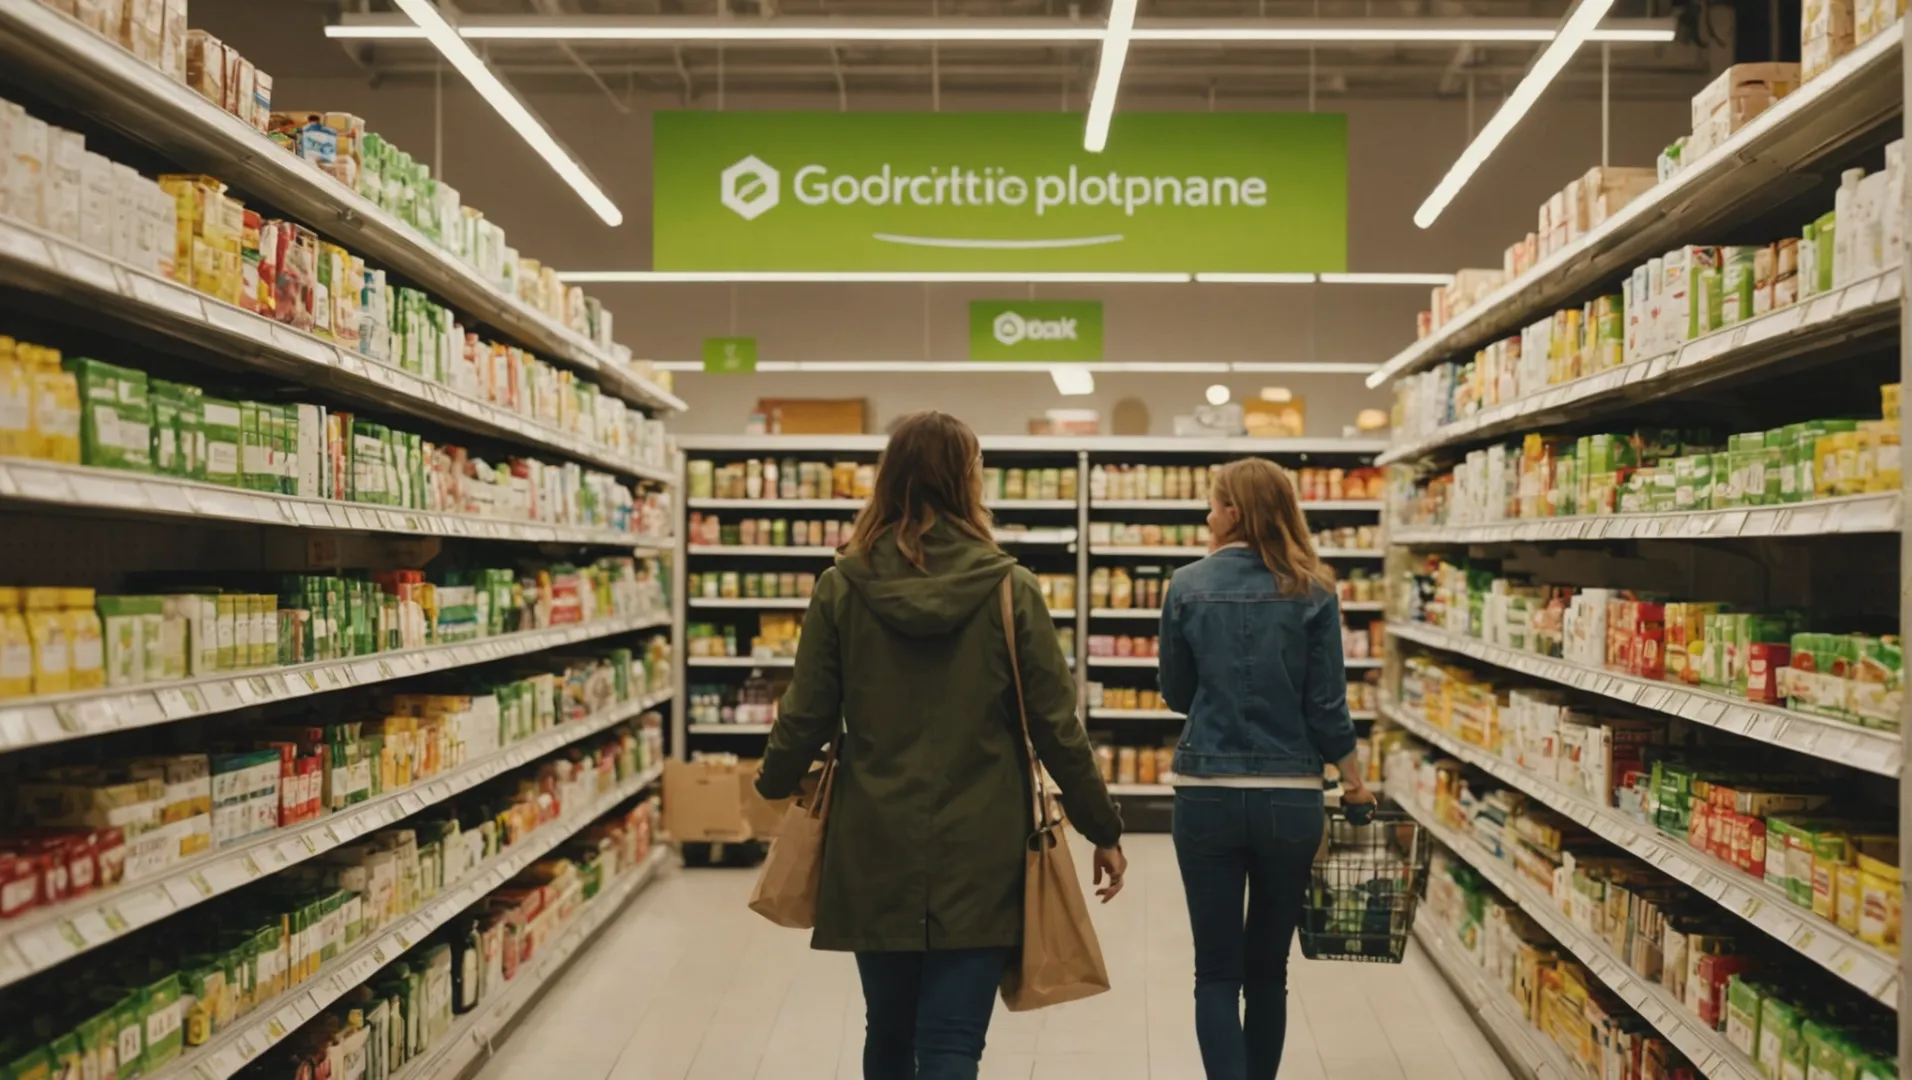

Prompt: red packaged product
xmin=0 ymin=852 xmax=39 ymax=919
xmin=94 ymin=828 xmax=126 ymax=887
xmin=1745 ymin=642 xmax=1791 ymax=704
xmin=1693 ymin=953 xmax=1752 ymax=1028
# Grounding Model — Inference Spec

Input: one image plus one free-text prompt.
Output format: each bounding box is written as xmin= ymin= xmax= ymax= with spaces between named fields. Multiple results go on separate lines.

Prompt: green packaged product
xmin=6 ymin=1045 xmax=52 ymax=1080
xmin=64 ymin=358 xmax=152 ymax=473
xmin=150 ymin=380 xmax=180 ymax=476
xmin=74 ymin=1007 xmax=118 ymax=1080
xmin=1758 ymin=993 xmax=1801 ymax=1079
xmin=1857 ymin=1055 xmax=1898 ymax=1080
xmin=1711 ymin=451 xmax=1740 ymax=507
xmin=141 ymin=973 xmax=183 ymax=1070
xmin=46 ymin=1035 xmax=79 ymax=1080
xmin=107 ymin=989 xmax=142 ymax=1080
xmin=1722 ymin=246 xmax=1759 ymax=325
xmin=1814 ymin=212 xmax=1838 ymax=294
xmin=201 ymin=397 xmax=241 ymax=487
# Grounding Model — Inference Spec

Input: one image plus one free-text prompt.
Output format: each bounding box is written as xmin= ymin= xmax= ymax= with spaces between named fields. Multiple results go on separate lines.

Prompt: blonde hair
xmin=1210 ymin=458 xmax=1334 ymax=596
xmin=844 ymin=411 xmax=998 ymax=571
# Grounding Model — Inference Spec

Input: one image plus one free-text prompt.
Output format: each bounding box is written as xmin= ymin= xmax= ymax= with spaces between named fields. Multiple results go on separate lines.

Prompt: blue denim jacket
xmin=1158 ymin=547 xmax=1356 ymax=778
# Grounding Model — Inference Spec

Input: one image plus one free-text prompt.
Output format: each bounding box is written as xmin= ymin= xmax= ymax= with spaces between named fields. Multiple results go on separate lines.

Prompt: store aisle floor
xmin=474 ymin=834 xmax=1513 ymax=1080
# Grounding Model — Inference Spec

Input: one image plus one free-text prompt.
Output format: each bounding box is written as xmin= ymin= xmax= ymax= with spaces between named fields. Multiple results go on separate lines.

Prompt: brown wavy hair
xmin=844 ymin=411 xmax=998 ymax=571
xmin=1211 ymin=458 xmax=1334 ymax=596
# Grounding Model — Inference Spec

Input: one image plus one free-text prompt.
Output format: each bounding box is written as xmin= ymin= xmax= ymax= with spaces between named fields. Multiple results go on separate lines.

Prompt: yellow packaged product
xmin=24 ymin=587 xmax=71 ymax=694
xmin=1857 ymin=849 xmax=1900 ymax=951
xmin=1884 ymin=382 xmax=1901 ymax=423
xmin=0 ymin=335 xmax=29 ymax=457
xmin=1835 ymin=862 xmax=1863 ymax=934
xmin=1866 ymin=418 xmax=1900 ymax=492
xmin=0 ymin=587 xmax=31 ymax=698
xmin=64 ymin=587 xmax=103 ymax=689
xmin=23 ymin=344 xmax=80 ymax=463
xmin=157 ymin=174 xmax=227 ymax=286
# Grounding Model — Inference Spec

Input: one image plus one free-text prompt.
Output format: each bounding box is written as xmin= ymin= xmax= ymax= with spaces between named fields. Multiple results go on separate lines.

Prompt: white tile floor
xmin=474 ymin=834 xmax=1515 ymax=1080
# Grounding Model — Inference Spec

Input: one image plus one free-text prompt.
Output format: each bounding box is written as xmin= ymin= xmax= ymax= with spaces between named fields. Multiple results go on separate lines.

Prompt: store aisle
xmin=473 ymin=834 xmax=1511 ymax=1080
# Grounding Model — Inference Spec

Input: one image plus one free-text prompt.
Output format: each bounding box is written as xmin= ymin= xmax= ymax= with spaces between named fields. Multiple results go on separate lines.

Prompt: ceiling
xmin=322 ymin=0 xmax=1723 ymax=105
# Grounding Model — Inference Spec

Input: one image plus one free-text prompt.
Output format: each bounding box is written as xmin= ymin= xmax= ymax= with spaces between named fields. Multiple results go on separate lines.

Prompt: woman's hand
xmin=1341 ymin=778 xmax=1377 ymax=806
xmin=1093 ymin=845 xmax=1127 ymax=903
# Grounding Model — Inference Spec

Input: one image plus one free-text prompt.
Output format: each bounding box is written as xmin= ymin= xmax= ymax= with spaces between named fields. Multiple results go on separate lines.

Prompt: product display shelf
xmin=686 ymin=656 xmax=796 ymax=668
xmin=1089 ymin=608 xmax=1162 ymax=620
xmin=1382 ymin=698 xmax=1900 ymax=1005
xmin=1093 ymin=498 xmax=1384 ymax=512
xmin=1393 ymin=794 xmax=1763 ymax=1080
xmin=139 ymin=765 xmax=663 ymax=1080
xmin=1376 ymin=267 xmax=1904 ymax=466
xmin=689 ymin=546 xmax=838 ymax=557
xmin=1088 ymin=708 xmax=1181 ymax=720
xmin=1092 ymin=545 xmax=1210 ymax=557
xmin=687 ymin=498 xmax=862 ymax=510
xmin=0 ymin=214 xmax=677 ymax=485
xmin=0 ymin=687 xmax=673 ymax=990
xmin=993 ymin=528 xmax=1079 ymax=546
xmin=1365 ymin=23 xmax=1905 ymax=390
xmin=1411 ymin=916 xmax=1585 ymax=1080
xmin=1343 ymin=602 xmax=1386 ymax=612
xmin=380 ymin=846 xmax=672 ymax=1080
xmin=1389 ymin=491 xmax=1902 ymax=545
xmin=687 ymin=723 xmax=774 ymax=735
xmin=0 ymin=457 xmax=674 ymax=549
xmin=0 ymin=0 xmax=685 ymax=415
xmin=1386 ymin=621 xmax=1901 ymax=776
xmin=0 ymin=609 xmax=671 ymax=752
xmin=688 ymin=598 xmax=813 ymax=610
xmin=1086 ymin=656 xmax=1162 ymax=669
xmin=1108 ymin=783 xmax=1174 ymax=797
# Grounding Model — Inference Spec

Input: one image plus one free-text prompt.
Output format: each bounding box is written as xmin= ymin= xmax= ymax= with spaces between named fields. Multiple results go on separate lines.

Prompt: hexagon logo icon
xmin=720 ymin=155 xmax=780 ymax=221
xmin=992 ymin=311 xmax=1027 ymax=346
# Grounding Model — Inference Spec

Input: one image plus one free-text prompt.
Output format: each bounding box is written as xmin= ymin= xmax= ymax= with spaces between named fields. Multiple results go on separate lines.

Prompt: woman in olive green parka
xmin=756 ymin=411 xmax=1125 ymax=1080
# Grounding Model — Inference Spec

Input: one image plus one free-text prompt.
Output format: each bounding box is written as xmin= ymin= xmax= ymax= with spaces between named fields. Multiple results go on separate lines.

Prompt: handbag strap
xmin=806 ymin=736 xmax=841 ymax=821
xmin=999 ymin=574 xmax=1054 ymax=834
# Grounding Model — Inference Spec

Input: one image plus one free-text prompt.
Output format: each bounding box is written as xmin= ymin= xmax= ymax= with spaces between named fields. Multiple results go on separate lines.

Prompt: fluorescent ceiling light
xmin=392 ymin=0 xmax=623 ymax=226
xmin=1415 ymin=0 xmax=1615 ymax=229
xmin=325 ymin=16 xmax=1674 ymax=44
xmin=1052 ymin=367 xmax=1098 ymax=395
xmin=1319 ymin=272 xmax=1454 ymax=285
xmin=1195 ymin=272 xmax=1318 ymax=284
xmin=1083 ymin=0 xmax=1139 ymax=153
xmin=556 ymin=270 xmax=1192 ymax=283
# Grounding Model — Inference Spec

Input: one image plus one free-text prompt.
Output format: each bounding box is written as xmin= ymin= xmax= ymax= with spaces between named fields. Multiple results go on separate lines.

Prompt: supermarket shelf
xmin=689 ymin=498 xmax=861 ymax=509
xmin=1318 ymin=549 xmax=1386 ymax=559
xmin=0 ymin=457 xmax=672 ymax=548
xmin=689 ymin=546 xmax=836 ymax=557
xmin=1049 ymin=609 xmax=1076 ymax=620
xmin=1366 ymin=23 xmax=1904 ymax=388
xmin=1389 ymin=492 xmax=1902 ymax=545
xmin=1088 ymin=708 xmax=1182 ymax=719
xmin=1413 ymin=917 xmax=1583 ymax=1080
xmin=0 ymin=688 xmax=673 ymax=990
xmin=679 ymin=435 xmax=1390 ymax=454
xmin=140 ymin=764 xmax=664 ymax=1080
xmin=1395 ymin=793 xmax=1765 ymax=1080
xmin=1382 ymin=699 xmax=1901 ymax=1007
xmin=1386 ymin=620 xmax=1902 ymax=776
xmin=1093 ymin=499 xmax=1209 ymax=510
xmin=0 ymin=611 xmax=671 ymax=752
xmin=1350 ymin=711 xmax=1379 ymax=721
xmin=0 ymin=214 xmax=676 ymax=484
xmin=686 ymin=656 xmax=796 ymax=668
xmin=1092 ymin=546 xmax=1209 ymax=556
xmin=0 ymin=0 xmax=685 ymax=415
xmin=1342 ymin=601 xmax=1386 ymax=612
xmin=1109 ymin=783 xmax=1175 ymax=796
xmin=988 ymin=499 xmax=1079 ymax=510
xmin=689 ymin=598 xmax=813 ymax=610
xmin=384 ymin=845 xmax=671 ymax=1080
xmin=688 ymin=723 xmax=773 ymax=735
xmin=994 ymin=528 xmax=1079 ymax=545
xmin=1377 ymin=267 xmax=1904 ymax=465
xmin=1091 ymin=608 xmax=1163 ymax=619
xmin=1344 ymin=658 xmax=1383 ymax=669
xmin=1087 ymin=656 xmax=1160 ymax=668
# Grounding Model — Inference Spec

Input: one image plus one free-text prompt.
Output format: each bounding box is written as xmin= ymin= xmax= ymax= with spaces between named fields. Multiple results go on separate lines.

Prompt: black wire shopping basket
xmin=1298 ymin=803 xmax=1432 ymax=964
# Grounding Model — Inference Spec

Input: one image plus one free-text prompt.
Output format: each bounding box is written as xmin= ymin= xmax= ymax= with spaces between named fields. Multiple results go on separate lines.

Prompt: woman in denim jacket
xmin=1158 ymin=457 xmax=1375 ymax=1080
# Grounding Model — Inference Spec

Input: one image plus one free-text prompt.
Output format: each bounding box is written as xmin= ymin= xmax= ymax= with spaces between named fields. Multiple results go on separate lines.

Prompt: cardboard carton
xmin=662 ymin=757 xmax=793 ymax=843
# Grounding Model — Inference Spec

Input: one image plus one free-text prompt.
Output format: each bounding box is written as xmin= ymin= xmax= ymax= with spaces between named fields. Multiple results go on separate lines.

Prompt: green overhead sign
xmin=969 ymin=301 xmax=1103 ymax=362
xmin=652 ymin=112 xmax=1347 ymax=272
xmin=702 ymin=337 xmax=758 ymax=373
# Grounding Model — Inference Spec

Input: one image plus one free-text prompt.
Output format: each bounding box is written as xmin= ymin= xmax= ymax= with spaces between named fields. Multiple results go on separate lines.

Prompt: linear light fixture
xmin=392 ymin=0 xmax=624 ymax=226
xmin=652 ymin=360 xmax=1371 ymax=374
xmin=1083 ymin=0 xmax=1140 ymax=152
xmin=1414 ymin=0 xmax=1616 ymax=229
xmin=560 ymin=270 xmax=1443 ymax=285
xmin=325 ymin=16 xmax=1674 ymax=45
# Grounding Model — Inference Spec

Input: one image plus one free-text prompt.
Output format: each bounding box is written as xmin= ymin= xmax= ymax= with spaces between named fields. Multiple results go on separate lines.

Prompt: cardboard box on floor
xmin=663 ymin=757 xmax=791 ymax=842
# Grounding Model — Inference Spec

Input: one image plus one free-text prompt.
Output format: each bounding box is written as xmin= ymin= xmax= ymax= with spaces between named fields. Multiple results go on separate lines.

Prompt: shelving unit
xmin=0 ymin=8 xmax=684 ymax=1075
xmin=1368 ymin=35 xmax=1911 ymax=1070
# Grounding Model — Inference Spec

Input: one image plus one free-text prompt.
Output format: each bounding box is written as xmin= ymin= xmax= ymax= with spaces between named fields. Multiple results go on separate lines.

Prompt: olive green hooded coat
xmin=756 ymin=521 xmax=1123 ymax=952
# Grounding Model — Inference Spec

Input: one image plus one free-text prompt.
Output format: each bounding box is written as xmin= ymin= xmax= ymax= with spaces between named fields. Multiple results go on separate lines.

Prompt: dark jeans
xmin=1173 ymin=787 xmax=1326 ymax=1080
xmin=854 ymin=946 xmax=1011 ymax=1080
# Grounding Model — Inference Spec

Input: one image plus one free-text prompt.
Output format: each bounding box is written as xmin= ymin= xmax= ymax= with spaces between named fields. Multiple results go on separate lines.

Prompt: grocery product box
xmin=661 ymin=757 xmax=786 ymax=843
xmin=1687 ymin=63 xmax=1799 ymax=161
xmin=1803 ymin=0 xmax=1856 ymax=81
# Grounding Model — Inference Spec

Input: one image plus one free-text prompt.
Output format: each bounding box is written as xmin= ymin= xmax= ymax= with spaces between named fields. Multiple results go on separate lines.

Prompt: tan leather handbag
xmin=997 ymin=575 xmax=1113 ymax=1010
xmin=747 ymin=738 xmax=838 ymax=928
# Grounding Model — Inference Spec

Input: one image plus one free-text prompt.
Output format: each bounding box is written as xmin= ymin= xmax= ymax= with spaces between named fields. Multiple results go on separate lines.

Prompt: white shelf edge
xmin=1090 ymin=608 xmax=1164 ymax=619
xmin=1412 ymin=917 xmax=1583 ymax=1080
xmin=688 ymin=498 xmax=862 ymax=509
xmin=1390 ymin=492 xmax=1902 ymax=545
xmin=0 ymin=458 xmax=672 ymax=548
xmin=0 ymin=689 xmax=673 ymax=988
xmin=1341 ymin=602 xmax=1386 ymax=612
xmin=1108 ymin=783 xmax=1175 ymax=796
xmin=1386 ymin=620 xmax=1902 ymax=776
xmin=1344 ymin=658 xmax=1383 ymax=669
xmin=1088 ymin=708 xmax=1182 ymax=719
xmin=688 ymin=723 xmax=774 ymax=734
xmin=688 ymin=546 xmax=837 ymax=556
xmin=1317 ymin=548 xmax=1386 ymax=558
xmin=678 ymin=435 xmax=1389 ymax=454
xmin=1393 ymin=794 xmax=1765 ymax=1080
xmin=1090 ymin=546 xmax=1209 ymax=556
xmin=1382 ymin=699 xmax=1901 ymax=1007
xmin=685 ymin=656 xmax=797 ymax=668
xmin=141 ymin=764 xmax=664 ymax=1080
xmin=0 ymin=610 xmax=672 ymax=752
xmin=1368 ymin=26 xmax=1904 ymax=389
xmin=381 ymin=846 xmax=671 ymax=1080
xmin=1086 ymin=656 xmax=1161 ymax=668
xmin=688 ymin=598 xmax=813 ymax=609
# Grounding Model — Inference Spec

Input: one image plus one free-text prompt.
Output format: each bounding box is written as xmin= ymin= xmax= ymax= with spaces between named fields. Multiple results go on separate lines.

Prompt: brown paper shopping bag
xmin=747 ymin=740 xmax=838 ymax=929
xmin=996 ymin=577 xmax=1112 ymax=1010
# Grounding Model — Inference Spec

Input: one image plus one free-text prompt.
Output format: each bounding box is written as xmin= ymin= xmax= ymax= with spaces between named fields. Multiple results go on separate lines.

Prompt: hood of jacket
xmin=833 ymin=518 xmax=1016 ymax=638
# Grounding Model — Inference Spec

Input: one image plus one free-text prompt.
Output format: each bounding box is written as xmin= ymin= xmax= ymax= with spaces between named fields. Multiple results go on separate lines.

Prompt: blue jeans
xmin=1173 ymin=787 xmax=1325 ymax=1080
xmin=854 ymin=947 xmax=1011 ymax=1080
